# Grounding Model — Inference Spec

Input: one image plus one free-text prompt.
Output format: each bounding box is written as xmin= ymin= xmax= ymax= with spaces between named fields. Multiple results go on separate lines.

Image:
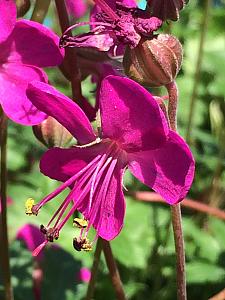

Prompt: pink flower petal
xmin=128 ymin=131 xmax=195 ymax=204
xmin=6 ymin=20 xmax=64 ymax=67
xmin=0 ymin=63 xmax=47 ymax=125
xmin=27 ymin=81 xmax=96 ymax=144
xmin=0 ymin=0 xmax=16 ymax=43
xmin=40 ymin=145 xmax=105 ymax=182
xmin=16 ymin=224 xmax=45 ymax=260
xmin=100 ymin=75 xmax=169 ymax=152
xmin=66 ymin=0 xmax=87 ymax=18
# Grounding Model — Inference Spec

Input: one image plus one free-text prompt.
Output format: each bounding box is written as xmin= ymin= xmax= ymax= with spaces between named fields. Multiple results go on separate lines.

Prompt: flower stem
xmin=166 ymin=82 xmax=187 ymax=300
xmin=102 ymin=240 xmax=127 ymax=300
xmin=185 ymin=0 xmax=211 ymax=143
xmin=55 ymin=0 xmax=84 ymax=105
xmin=171 ymin=204 xmax=186 ymax=300
xmin=166 ymin=81 xmax=178 ymax=132
xmin=31 ymin=0 xmax=51 ymax=23
xmin=85 ymin=238 xmax=102 ymax=300
xmin=0 ymin=111 xmax=13 ymax=300
xmin=130 ymin=191 xmax=225 ymax=221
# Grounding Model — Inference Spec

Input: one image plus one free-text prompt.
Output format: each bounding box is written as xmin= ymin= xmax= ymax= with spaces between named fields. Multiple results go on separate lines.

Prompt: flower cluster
xmin=26 ymin=75 xmax=194 ymax=252
xmin=0 ymin=0 xmax=194 ymax=255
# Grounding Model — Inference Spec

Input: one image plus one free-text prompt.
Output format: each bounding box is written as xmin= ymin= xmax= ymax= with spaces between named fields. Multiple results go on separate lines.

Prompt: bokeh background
xmin=1 ymin=0 xmax=225 ymax=299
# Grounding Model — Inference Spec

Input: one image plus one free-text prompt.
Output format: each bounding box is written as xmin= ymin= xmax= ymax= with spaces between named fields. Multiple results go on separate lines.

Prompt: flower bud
xmin=209 ymin=100 xmax=225 ymax=146
xmin=123 ymin=34 xmax=183 ymax=87
xmin=32 ymin=117 xmax=73 ymax=148
xmin=147 ymin=0 xmax=188 ymax=21
xmin=16 ymin=0 xmax=31 ymax=18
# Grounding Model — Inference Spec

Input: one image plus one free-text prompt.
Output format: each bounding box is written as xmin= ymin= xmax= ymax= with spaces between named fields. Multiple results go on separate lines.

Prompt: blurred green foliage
xmin=1 ymin=0 xmax=225 ymax=299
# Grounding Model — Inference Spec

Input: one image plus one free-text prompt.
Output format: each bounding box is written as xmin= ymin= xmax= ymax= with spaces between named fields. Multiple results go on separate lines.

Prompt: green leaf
xmin=186 ymin=262 xmax=225 ymax=284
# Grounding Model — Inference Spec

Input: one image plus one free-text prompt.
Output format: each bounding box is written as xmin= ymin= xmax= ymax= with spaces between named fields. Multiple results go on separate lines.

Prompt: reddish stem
xmin=166 ymin=81 xmax=178 ymax=131
xmin=166 ymin=81 xmax=186 ymax=300
xmin=130 ymin=191 xmax=225 ymax=221
xmin=102 ymin=240 xmax=127 ymax=300
xmin=85 ymin=238 xmax=102 ymax=300
xmin=55 ymin=0 xmax=83 ymax=104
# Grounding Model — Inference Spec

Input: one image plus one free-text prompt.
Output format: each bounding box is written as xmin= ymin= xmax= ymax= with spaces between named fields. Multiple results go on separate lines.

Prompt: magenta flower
xmin=27 ymin=75 xmax=194 ymax=251
xmin=77 ymin=267 xmax=91 ymax=283
xmin=60 ymin=0 xmax=162 ymax=55
xmin=16 ymin=224 xmax=45 ymax=260
xmin=0 ymin=0 xmax=64 ymax=125
xmin=66 ymin=0 xmax=87 ymax=18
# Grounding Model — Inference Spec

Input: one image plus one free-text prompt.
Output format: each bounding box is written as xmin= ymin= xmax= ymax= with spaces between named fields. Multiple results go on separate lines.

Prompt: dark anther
xmin=45 ymin=228 xmax=59 ymax=242
xmin=40 ymin=224 xmax=47 ymax=234
xmin=31 ymin=204 xmax=39 ymax=216
xmin=73 ymin=237 xmax=92 ymax=252
xmin=59 ymin=35 xmax=70 ymax=48
xmin=73 ymin=237 xmax=83 ymax=251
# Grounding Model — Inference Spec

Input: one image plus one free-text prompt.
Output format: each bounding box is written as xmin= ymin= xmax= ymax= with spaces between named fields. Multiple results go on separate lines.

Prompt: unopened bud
xmin=209 ymin=100 xmax=225 ymax=144
xmin=123 ymin=34 xmax=183 ymax=87
xmin=32 ymin=117 xmax=73 ymax=148
xmin=16 ymin=0 xmax=31 ymax=18
xmin=147 ymin=0 xmax=188 ymax=21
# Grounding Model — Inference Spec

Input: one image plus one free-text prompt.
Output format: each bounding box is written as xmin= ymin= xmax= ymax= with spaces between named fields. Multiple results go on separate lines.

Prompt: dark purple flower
xmin=0 ymin=0 xmax=64 ymax=125
xmin=60 ymin=0 xmax=162 ymax=55
xmin=27 ymin=75 xmax=194 ymax=251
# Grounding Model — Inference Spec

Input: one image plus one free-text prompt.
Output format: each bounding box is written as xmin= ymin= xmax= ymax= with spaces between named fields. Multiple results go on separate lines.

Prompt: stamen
xmin=73 ymin=218 xmax=88 ymax=229
xmin=75 ymin=137 xmax=102 ymax=148
xmin=40 ymin=224 xmax=47 ymax=234
xmin=60 ymin=21 xmax=113 ymax=48
xmin=32 ymin=240 xmax=48 ymax=257
xmin=45 ymin=228 xmax=59 ymax=242
xmin=35 ymin=154 xmax=102 ymax=212
xmin=88 ymin=153 xmax=109 ymax=213
xmin=25 ymin=198 xmax=35 ymax=215
xmin=73 ymin=237 xmax=92 ymax=252
xmin=86 ymin=156 xmax=118 ymax=234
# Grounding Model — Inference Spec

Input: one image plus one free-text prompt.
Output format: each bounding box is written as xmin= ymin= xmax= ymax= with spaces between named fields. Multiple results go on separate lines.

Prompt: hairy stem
xmin=102 ymin=240 xmax=127 ymax=300
xmin=166 ymin=82 xmax=187 ymax=300
xmin=130 ymin=191 xmax=225 ymax=221
xmin=55 ymin=0 xmax=84 ymax=104
xmin=186 ymin=0 xmax=212 ymax=143
xmin=31 ymin=0 xmax=51 ymax=23
xmin=170 ymin=204 xmax=186 ymax=300
xmin=85 ymin=238 xmax=103 ymax=300
xmin=166 ymin=81 xmax=178 ymax=131
xmin=0 ymin=111 xmax=13 ymax=300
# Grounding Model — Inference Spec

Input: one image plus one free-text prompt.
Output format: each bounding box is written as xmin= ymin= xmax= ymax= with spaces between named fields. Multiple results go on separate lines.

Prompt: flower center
xmin=28 ymin=140 xmax=126 ymax=256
